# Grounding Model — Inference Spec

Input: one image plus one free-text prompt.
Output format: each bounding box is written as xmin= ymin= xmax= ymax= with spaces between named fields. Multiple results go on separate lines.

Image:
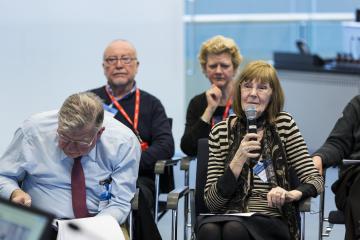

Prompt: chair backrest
xmin=159 ymin=167 xmax=175 ymax=194
xmin=159 ymin=118 xmax=175 ymax=194
xmin=195 ymin=138 xmax=211 ymax=216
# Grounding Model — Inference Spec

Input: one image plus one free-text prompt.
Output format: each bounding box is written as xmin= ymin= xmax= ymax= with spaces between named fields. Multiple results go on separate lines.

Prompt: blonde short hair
xmin=233 ymin=60 xmax=284 ymax=123
xmin=58 ymin=92 xmax=104 ymax=132
xmin=198 ymin=35 xmax=243 ymax=71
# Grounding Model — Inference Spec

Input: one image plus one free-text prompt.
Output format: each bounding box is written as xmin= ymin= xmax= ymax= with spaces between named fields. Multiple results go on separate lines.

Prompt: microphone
xmin=245 ymin=105 xmax=258 ymax=166
xmin=245 ymin=105 xmax=257 ymax=135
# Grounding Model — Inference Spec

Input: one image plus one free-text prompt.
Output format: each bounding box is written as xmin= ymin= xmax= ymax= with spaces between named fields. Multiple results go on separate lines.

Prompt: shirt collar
xmin=106 ymin=82 xmax=137 ymax=101
xmin=58 ymin=143 xmax=97 ymax=162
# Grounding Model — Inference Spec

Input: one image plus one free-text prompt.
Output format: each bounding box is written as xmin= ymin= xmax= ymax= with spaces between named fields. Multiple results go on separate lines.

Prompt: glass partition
xmin=184 ymin=0 xmax=359 ymax=103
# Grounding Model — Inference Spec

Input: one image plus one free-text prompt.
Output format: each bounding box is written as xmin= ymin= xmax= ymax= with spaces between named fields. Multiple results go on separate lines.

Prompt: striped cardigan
xmin=204 ymin=112 xmax=324 ymax=215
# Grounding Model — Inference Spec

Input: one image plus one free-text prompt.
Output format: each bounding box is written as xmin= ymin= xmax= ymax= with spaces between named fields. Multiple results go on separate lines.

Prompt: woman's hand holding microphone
xmin=229 ymin=132 xmax=261 ymax=178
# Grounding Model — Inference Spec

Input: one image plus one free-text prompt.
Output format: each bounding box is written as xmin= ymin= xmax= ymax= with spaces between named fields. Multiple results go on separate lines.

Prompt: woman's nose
xmin=215 ymin=65 xmax=222 ymax=73
xmin=250 ymin=87 xmax=258 ymax=96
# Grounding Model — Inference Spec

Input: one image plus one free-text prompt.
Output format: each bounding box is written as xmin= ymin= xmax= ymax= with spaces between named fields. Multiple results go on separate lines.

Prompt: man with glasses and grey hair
xmin=90 ymin=39 xmax=174 ymax=213
xmin=90 ymin=39 xmax=173 ymax=240
xmin=0 ymin=92 xmax=141 ymax=231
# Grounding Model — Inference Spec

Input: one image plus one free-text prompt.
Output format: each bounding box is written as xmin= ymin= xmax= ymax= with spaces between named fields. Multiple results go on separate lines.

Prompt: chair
xmin=128 ymin=155 xmax=194 ymax=240
xmin=129 ymin=189 xmax=139 ymax=240
xmin=161 ymin=156 xmax=196 ymax=240
xmin=154 ymin=158 xmax=179 ymax=223
xmin=318 ymin=159 xmax=360 ymax=239
xmin=129 ymin=118 xmax=195 ymax=239
xmin=154 ymin=118 xmax=187 ymax=224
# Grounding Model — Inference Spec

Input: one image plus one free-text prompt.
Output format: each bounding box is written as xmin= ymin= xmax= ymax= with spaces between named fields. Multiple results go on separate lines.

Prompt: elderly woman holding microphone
xmin=198 ymin=61 xmax=324 ymax=240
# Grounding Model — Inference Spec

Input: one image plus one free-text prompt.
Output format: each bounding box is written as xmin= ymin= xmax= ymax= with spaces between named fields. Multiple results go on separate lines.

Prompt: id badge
xmin=98 ymin=178 xmax=112 ymax=211
xmin=103 ymin=103 xmax=118 ymax=117
xmin=253 ymin=159 xmax=276 ymax=183
xmin=253 ymin=161 xmax=268 ymax=182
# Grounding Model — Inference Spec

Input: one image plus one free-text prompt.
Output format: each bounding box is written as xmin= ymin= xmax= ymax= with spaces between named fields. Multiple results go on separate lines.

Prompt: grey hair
xmin=58 ymin=92 xmax=104 ymax=132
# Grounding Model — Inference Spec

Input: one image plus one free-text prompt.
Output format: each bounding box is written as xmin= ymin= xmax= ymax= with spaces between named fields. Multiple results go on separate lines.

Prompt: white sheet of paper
xmin=56 ymin=215 xmax=125 ymax=240
xmin=199 ymin=212 xmax=255 ymax=217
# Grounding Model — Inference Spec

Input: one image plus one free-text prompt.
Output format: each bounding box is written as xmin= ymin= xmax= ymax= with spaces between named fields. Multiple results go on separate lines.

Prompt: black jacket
xmin=90 ymin=86 xmax=174 ymax=179
xmin=314 ymin=95 xmax=360 ymax=168
xmin=181 ymin=92 xmax=228 ymax=156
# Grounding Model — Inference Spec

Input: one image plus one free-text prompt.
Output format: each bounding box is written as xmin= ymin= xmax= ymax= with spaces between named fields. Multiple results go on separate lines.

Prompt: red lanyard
xmin=105 ymin=88 xmax=149 ymax=151
xmin=105 ymin=88 xmax=141 ymax=135
xmin=211 ymin=97 xmax=232 ymax=127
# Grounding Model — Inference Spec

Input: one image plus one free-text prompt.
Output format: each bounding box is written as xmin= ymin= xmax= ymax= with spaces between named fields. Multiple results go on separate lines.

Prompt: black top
xmin=180 ymin=92 xmax=227 ymax=156
xmin=90 ymin=86 xmax=174 ymax=179
xmin=313 ymin=95 xmax=360 ymax=168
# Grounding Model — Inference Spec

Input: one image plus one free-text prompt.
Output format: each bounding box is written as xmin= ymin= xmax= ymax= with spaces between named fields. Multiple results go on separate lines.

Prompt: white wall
xmin=279 ymin=70 xmax=360 ymax=152
xmin=0 ymin=0 xmax=185 ymax=154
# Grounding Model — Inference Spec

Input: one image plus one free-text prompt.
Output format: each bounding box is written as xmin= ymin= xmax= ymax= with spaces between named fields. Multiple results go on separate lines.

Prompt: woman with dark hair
xmin=198 ymin=60 xmax=323 ymax=240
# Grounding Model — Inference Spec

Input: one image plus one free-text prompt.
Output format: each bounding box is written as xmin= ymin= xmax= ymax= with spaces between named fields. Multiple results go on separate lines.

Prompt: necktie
xmin=71 ymin=156 xmax=89 ymax=218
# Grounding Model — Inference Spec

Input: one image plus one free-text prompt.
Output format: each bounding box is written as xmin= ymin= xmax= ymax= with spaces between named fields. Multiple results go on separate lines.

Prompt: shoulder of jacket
xmin=275 ymin=111 xmax=293 ymax=123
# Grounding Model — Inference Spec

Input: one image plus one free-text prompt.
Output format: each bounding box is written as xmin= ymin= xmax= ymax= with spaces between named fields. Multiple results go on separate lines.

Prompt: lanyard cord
xmin=211 ymin=97 xmax=233 ymax=127
xmin=105 ymin=88 xmax=141 ymax=138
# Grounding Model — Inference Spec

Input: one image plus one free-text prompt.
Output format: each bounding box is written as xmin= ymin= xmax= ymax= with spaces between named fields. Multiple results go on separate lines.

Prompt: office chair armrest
xmin=343 ymin=159 xmax=360 ymax=165
xmin=180 ymin=156 xmax=196 ymax=171
xmin=166 ymin=186 xmax=190 ymax=209
xmin=131 ymin=188 xmax=140 ymax=211
xmin=298 ymin=197 xmax=311 ymax=212
xmin=154 ymin=158 xmax=180 ymax=174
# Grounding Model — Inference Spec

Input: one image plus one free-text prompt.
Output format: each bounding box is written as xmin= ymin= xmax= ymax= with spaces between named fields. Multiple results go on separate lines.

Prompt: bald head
xmin=103 ymin=39 xmax=137 ymax=60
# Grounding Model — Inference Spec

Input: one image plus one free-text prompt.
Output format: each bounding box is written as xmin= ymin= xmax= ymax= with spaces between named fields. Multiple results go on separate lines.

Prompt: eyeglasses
xmin=104 ymin=56 xmax=137 ymax=66
xmin=241 ymin=82 xmax=271 ymax=94
xmin=57 ymin=130 xmax=99 ymax=148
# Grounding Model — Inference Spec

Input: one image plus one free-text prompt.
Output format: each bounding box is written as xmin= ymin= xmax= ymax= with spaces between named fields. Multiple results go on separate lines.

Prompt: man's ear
xmin=97 ymin=127 xmax=105 ymax=138
xmin=135 ymin=61 xmax=140 ymax=74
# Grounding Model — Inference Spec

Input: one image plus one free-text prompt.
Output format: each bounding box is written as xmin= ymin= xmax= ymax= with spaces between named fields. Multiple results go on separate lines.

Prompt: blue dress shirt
xmin=0 ymin=110 xmax=141 ymax=224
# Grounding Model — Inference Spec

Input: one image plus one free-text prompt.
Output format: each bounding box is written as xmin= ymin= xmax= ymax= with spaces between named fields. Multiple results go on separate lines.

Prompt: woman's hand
xmin=229 ymin=132 xmax=261 ymax=178
xmin=205 ymin=84 xmax=222 ymax=110
xmin=285 ymin=190 xmax=302 ymax=203
xmin=201 ymin=85 xmax=222 ymax=123
xmin=267 ymin=187 xmax=302 ymax=208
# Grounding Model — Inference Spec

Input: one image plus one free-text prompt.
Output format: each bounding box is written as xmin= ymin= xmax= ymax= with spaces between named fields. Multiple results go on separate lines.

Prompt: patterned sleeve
xmin=276 ymin=112 xmax=324 ymax=194
xmin=204 ymin=120 xmax=236 ymax=212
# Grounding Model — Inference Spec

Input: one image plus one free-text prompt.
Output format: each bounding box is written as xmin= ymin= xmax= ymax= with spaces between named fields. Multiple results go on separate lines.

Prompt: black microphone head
xmin=245 ymin=105 xmax=258 ymax=165
xmin=245 ymin=105 xmax=256 ymax=120
xmin=68 ymin=222 xmax=81 ymax=231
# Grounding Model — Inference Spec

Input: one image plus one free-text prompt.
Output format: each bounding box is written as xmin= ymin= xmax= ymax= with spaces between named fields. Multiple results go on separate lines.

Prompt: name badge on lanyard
xmin=103 ymin=103 xmax=118 ymax=117
xmin=253 ymin=158 xmax=275 ymax=183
